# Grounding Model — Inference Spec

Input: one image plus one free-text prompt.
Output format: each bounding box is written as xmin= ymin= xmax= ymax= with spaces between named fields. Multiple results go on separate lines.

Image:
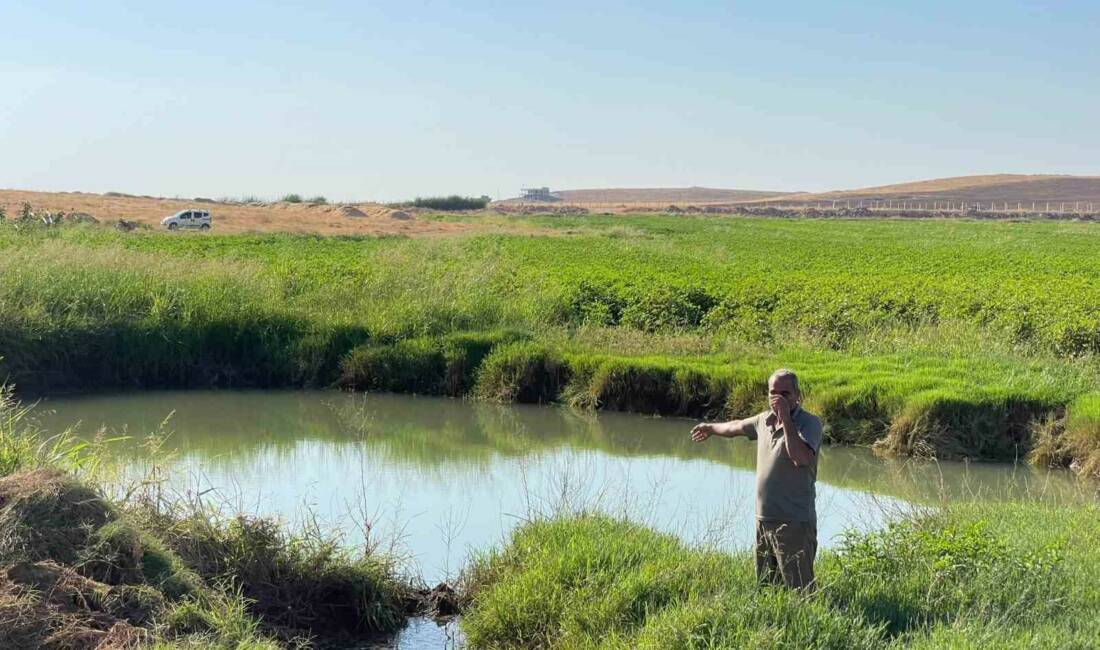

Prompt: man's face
xmin=768 ymin=376 xmax=799 ymax=411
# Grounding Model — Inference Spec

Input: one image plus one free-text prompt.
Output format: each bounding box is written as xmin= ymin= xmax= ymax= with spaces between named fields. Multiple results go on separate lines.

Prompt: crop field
xmin=1 ymin=214 xmax=1099 ymax=473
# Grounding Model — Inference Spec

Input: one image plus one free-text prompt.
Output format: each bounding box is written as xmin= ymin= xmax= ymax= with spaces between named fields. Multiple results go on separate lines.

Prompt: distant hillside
xmin=503 ymin=187 xmax=793 ymax=204
xmin=747 ymin=174 xmax=1100 ymax=206
xmin=0 ymin=189 xmax=470 ymax=236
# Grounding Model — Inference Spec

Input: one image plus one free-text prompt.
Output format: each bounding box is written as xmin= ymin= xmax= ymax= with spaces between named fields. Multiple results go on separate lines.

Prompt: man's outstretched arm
xmin=690 ymin=418 xmax=755 ymax=442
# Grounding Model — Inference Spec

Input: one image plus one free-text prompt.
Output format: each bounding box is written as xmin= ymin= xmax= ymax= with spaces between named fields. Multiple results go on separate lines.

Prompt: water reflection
xmin=34 ymin=390 xmax=1087 ymax=587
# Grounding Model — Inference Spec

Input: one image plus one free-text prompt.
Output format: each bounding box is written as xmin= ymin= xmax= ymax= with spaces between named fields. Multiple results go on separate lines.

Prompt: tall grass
xmin=460 ymin=500 xmax=1100 ymax=648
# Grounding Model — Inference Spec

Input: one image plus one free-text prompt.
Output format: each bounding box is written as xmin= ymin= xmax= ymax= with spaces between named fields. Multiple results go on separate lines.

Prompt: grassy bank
xmin=460 ymin=502 xmax=1100 ymax=648
xmin=2 ymin=218 xmax=1100 ymax=474
xmin=0 ymin=389 xmax=413 ymax=648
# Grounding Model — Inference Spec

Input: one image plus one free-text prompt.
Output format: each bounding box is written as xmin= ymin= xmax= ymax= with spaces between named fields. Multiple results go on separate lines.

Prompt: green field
xmin=1 ymin=215 xmax=1098 ymax=472
xmin=3 ymin=214 xmax=1100 ymax=648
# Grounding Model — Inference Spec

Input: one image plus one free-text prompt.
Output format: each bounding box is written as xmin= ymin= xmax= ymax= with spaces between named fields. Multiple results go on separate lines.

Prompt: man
xmin=690 ymin=368 xmax=823 ymax=590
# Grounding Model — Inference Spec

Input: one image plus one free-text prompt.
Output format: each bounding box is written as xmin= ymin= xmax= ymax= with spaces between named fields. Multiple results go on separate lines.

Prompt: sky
xmin=2 ymin=1 xmax=1098 ymax=202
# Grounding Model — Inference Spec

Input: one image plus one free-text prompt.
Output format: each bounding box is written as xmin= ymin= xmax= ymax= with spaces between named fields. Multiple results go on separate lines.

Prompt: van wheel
xmin=200 ymin=224 xmax=210 ymax=231
xmin=167 ymin=223 xmax=178 ymax=230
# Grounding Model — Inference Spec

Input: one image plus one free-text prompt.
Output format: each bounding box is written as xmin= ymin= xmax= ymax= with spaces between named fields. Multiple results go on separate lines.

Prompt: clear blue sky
xmin=2 ymin=1 xmax=1098 ymax=201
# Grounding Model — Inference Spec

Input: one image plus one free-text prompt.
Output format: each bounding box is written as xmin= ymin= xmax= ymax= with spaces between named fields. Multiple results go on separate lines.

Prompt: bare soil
xmin=540 ymin=186 xmax=792 ymax=204
xmin=0 ymin=189 xmax=491 ymax=236
xmin=747 ymin=174 xmax=1100 ymax=205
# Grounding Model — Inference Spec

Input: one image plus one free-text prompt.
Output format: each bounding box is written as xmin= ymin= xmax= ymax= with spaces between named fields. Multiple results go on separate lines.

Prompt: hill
xmin=748 ymin=174 xmax=1100 ymax=206
xmin=0 ymin=189 xmax=477 ymax=236
xmin=504 ymin=187 xmax=793 ymax=204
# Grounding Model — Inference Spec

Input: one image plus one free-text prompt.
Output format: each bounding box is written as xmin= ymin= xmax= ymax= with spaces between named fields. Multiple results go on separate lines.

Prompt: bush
xmin=155 ymin=511 xmax=409 ymax=636
xmin=563 ymin=281 xmax=626 ymax=326
xmin=619 ymin=286 xmax=718 ymax=332
xmin=280 ymin=194 xmax=302 ymax=203
xmin=440 ymin=330 xmax=530 ymax=396
xmin=874 ymin=390 xmax=1055 ymax=460
xmin=338 ymin=330 xmax=529 ymax=396
xmin=475 ymin=342 xmax=569 ymax=404
xmin=412 ymin=195 xmax=489 ymax=211
xmin=339 ymin=338 xmax=447 ymax=394
xmin=564 ymin=355 xmax=732 ymax=418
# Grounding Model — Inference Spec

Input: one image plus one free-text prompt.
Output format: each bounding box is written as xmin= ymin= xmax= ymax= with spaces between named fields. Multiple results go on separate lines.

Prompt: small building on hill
xmin=521 ymin=187 xmax=559 ymax=202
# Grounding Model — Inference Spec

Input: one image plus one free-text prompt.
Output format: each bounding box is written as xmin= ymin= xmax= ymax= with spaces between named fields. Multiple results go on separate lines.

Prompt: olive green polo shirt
xmin=746 ymin=406 xmax=823 ymax=523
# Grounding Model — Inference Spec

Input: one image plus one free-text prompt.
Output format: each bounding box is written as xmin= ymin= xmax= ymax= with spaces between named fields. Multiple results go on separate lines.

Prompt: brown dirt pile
xmin=0 ymin=470 xmax=167 ymax=648
xmin=0 ymin=561 xmax=152 ymax=649
xmin=0 ymin=469 xmax=114 ymax=566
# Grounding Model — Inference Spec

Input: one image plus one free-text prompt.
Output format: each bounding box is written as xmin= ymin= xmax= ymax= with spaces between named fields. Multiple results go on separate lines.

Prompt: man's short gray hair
xmin=769 ymin=368 xmax=800 ymax=395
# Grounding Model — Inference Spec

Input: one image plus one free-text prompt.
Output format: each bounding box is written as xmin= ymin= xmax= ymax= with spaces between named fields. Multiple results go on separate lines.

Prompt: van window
xmin=180 ymin=212 xmax=192 ymax=219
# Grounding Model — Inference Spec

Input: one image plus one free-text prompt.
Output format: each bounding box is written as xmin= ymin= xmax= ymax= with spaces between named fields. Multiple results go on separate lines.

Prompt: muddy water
xmin=34 ymin=390 xmax=1088 ymax=648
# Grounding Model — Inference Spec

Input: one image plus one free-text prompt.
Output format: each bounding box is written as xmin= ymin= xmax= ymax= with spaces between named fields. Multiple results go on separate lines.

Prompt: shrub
xmin=280 ymin=193 xmax=302 ymax=203
xmin=874 ymin=390 xmax=1055 ymax=460
xmin=338 ymin=330 xmax=529 ymax=396
xmin=156 ymin=512 xmax=409 ymax=635
xmin=440 ymin=330 xmax=530 ymax=396
xmin=475 ymin=342 xmax=569 ymax=404
xmin=412 ymin=195 xmax=489 ymax=211
xmin=339 ymin=339 xmax=447 ymax=394
xmin=563 ymin=355 xmax=732 ymax=418
xmin=563 ymin=281 xmax=626 ymax=326
xmin=619 ymin=286 xmax=718 ymax=332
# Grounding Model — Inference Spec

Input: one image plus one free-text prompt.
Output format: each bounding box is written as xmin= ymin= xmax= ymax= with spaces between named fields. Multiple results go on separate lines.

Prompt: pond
xmin=33 ymin=390 xmax=1088 ymax=648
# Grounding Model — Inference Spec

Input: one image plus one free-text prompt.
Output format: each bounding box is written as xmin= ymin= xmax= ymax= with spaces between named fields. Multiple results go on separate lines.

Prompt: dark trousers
xmin=755 ymin=519 xmax=817 ymax=591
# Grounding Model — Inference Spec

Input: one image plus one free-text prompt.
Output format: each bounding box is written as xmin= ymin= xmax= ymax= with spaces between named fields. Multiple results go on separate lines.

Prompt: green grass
xmin=471 ymin=342 xmax=1094 ymax=461
xmin=2 ymin=217 xmax=1100 ymax=471
xmin=460 ymin=501 xmax=1100 ymax=648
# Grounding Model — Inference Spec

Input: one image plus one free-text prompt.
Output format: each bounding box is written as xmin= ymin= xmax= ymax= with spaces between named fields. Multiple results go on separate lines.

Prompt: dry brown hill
xmin=746 ymin=174 xmax=1100 ymax=206
xmin=0 ymin=189 xmax=481 ymax=236
xmin=505 ymin=187 xmax=793 ymax=204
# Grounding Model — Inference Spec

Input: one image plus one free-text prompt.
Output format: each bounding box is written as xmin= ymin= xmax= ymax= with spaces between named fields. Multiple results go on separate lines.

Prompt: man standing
xmin=690 ymin=368 xmax=823 ymax=590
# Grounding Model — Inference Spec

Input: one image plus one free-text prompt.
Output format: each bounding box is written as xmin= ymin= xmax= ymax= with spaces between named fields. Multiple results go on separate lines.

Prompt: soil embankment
xmin=0 ymin=466 xmax=415 ymax=648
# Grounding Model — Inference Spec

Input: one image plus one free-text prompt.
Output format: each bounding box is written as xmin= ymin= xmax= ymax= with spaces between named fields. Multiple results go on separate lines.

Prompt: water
xmin=33 ymin=390 xmax=1088 ymax=648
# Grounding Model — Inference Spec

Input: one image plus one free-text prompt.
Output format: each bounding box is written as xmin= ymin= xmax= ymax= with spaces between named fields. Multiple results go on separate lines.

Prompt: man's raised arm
xmin=690 ymin=417 xmax=755 ymax=442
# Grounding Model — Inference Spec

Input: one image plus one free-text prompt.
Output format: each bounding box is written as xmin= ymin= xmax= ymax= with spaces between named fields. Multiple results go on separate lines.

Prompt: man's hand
xmin=770 ymin=394 xmax=792 ymax=420
xmin=691 ymin=422 xmax=717 ymax=442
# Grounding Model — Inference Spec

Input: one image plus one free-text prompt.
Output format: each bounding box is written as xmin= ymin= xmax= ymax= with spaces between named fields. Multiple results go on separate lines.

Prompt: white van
xmin=161 ymin=209 xmax=212 ymax=231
